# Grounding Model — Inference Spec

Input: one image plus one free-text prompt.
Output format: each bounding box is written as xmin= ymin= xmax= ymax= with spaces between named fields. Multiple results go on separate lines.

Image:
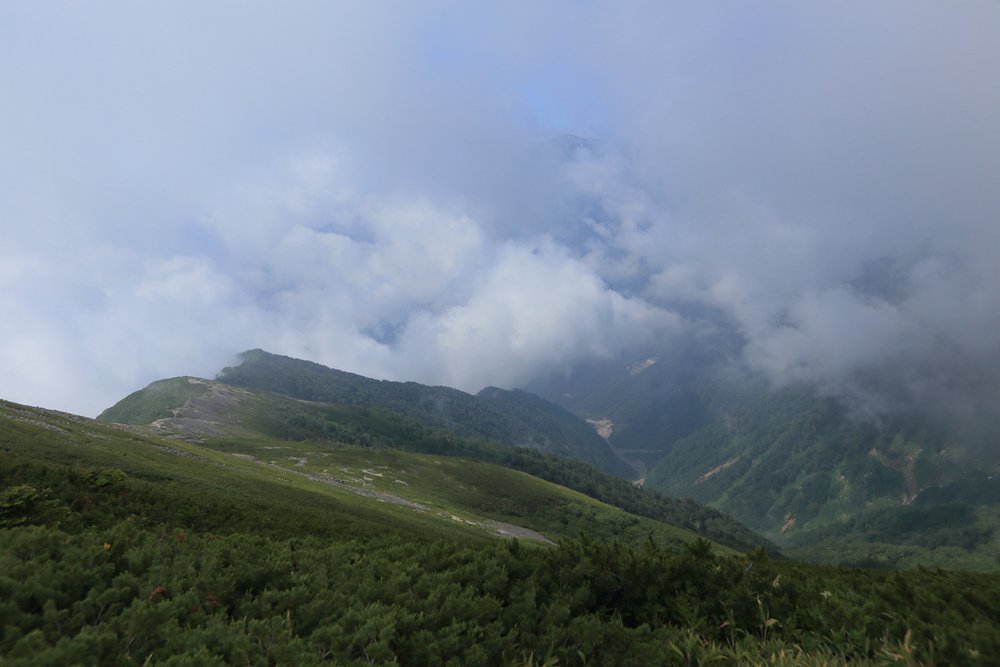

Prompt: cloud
xmin=393 ymin=239 xmax=679 ymax=391
xmin=0 ymin=1 xmax=998 ymax=434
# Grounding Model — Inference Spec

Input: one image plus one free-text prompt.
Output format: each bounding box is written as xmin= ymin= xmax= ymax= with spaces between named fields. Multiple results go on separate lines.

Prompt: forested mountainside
xmin=645 ymin=384 xmax=1000 ymax=569
xmin=531 ymin=355 xmax=1000 ymax=570
xmin=209 ymin=349 xmax=633 ymax=477
xmin=5 ymin=398 xmax=1000 ymax=665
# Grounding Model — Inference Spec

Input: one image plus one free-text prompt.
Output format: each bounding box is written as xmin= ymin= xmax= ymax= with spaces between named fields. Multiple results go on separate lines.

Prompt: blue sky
xmin=2 ymin=1 xmax=999 ymax=420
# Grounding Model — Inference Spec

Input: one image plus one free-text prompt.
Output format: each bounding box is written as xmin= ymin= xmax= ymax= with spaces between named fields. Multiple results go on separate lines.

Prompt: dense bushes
xmin=3 ymin=521 xmax=999 ymax=665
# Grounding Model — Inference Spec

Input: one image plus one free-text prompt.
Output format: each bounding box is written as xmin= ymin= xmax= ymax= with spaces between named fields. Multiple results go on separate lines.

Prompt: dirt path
xmin=480 ymin=520 xmax=556 ymax=545
xmin=300 ymin=470 xmax=430 ymax=511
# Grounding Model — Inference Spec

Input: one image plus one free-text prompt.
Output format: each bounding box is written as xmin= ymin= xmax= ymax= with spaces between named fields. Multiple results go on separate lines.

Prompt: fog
xmin=1 ymin=1 xmax=998 ymax=429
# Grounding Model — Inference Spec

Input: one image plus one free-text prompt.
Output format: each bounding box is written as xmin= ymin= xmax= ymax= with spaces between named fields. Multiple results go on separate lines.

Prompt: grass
xmin=2 ymin=400 xmax=722 ymax=553
xmin=95 ymin=377 xmax=210 ymax=425
xmin=200 ymin=436 xmax=723 ymax=551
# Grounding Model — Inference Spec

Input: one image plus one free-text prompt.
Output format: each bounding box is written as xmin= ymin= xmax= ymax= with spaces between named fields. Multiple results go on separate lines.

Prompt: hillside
xmin=210 ymin=349 xmax=634 ymax=477
xmin=645 ymin=384 xmax=1000 ymax=569
xmin=3 ymin=399 xmax=715 ymax=550
xmin=5 ymin=397 xmax=1000 ymax=664
xmin=96 ymin=376 xmax=771 ymax=553
xmin=1 ymin=399 xmax=526 ymax=545
xmin=531 ymin=357 xmax=1000 ymax=570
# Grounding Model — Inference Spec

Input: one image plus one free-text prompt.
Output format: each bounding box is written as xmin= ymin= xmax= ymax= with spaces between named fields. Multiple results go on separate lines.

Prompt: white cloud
xmin=0 ymin=1 xmax=998 ymax=430
xmin=394 ymin=240 xmax=678 ymax=391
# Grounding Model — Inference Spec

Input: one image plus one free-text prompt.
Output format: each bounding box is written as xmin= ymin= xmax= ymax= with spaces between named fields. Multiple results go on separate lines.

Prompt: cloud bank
xmin=1 ymin=1 xmax=998 ymax=431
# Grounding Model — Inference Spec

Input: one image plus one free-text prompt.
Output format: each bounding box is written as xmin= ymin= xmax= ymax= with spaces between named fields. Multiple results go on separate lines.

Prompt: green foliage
xmin=2 ymin=522 xmax=998 ymax=665
xmin=642 ymin=382 xmax=1000 ymax=568
xmin=228 ymin=396 xmax=774 ymax=553
xmin=214 ymin=349 xmax=631 ymax=475
xmin=97 ymin=377 xmax=208 ymax=425
xmin=83 ymin=467 xmax=129 ymax=490
xmin=0 ymin=484 xmax=45 ymax=527
xmin=4 ymin=397 xmax=1000 ymax=664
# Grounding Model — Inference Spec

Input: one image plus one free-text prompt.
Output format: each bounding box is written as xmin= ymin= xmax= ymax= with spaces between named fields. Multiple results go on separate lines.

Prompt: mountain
xmin=96 ymin=373 xmax=771 ymax=553
xmin=526 ymin=348 xmax=716 ymax=475
xmin=6 ymin=397 xmax=1000 ymax=664
xmin=209 ymin=349 xmax=634 ymax=477
xmin=644 ymin=384 xmax=1000 ymax=569
xmin=530 ymin=354 xmax=1000 ymax=570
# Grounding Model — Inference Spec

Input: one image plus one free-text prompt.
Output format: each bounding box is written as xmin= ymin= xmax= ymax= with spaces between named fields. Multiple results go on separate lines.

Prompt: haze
xmin=2 ymin=1 xmax=998 ymax=423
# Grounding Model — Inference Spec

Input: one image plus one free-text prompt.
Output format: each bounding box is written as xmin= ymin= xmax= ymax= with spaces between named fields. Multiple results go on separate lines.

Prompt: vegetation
xmin=214 ymin=349 xmax=632 ymax=476
xmin=5 ymin=520 xmax=1000 ymax=666
xmin=94 ymin=369 xmax=769 ymax=552
xmin=1 ymin=400 xmax=714 ymax=551
xmin=227 ymin=393 xmax=774 ymax=553
xmin=529 ymin=351 xmax=1000 ymax=569
xmin=643 ymin=383 xmax=1000 ymax=570
xmin=5 ymin=398 xmax=1000 ymax=664
xmin=95 ymin=351 xmax=1000 ymax=569
xmin=98 ymin=378 xmax=210 ymax=426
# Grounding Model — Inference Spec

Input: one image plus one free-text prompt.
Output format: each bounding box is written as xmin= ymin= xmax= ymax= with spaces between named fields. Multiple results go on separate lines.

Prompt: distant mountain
xmin=211 ymin=349 xmax=634 ymax=477
xmin=527 ymin=348 xmax=715 ymax=475
xmin=530 ymin=354 xmax=1000 ymax=569
xmin=644 ymin=384 xmax=1000 ymax=568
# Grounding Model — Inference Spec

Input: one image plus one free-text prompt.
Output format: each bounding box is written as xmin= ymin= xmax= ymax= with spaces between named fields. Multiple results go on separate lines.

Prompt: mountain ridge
xmin=212 ymin=349 xmax=634 ymax=477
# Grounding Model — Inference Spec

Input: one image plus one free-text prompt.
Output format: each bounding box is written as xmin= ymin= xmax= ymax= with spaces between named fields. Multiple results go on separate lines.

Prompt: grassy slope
xmin=2 ymin=400 xmax=718 ymax=552
xmin=224 ymin=390 xmax=772 ymax=552
xmin=96 ymin=377 xmax=210 ymax=425
xmin=199 ymin=437 xmax=714 ymax=552
xmin=2 ymin=400 xmax=478 ymax=544
xmin=94 ymin=375 xmax=772 ymax=552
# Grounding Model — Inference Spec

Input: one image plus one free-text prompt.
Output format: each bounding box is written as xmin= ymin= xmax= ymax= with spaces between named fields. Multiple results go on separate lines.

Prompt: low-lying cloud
xmin=1 ymin=1 xmax=998 ymax=434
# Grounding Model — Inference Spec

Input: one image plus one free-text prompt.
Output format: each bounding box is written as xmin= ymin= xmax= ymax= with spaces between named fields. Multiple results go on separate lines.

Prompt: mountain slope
xmin=531 ymin=355 xmax=1000 ymax=569
xmin=4 ymin=398 xmax=712 ymax=551
xmin=96 ymin=376 xmax=772 ymax=552
xmin=212 ymin=349 xmax=633 ymax=477
xmin=6 ymin=398 xmax=1000 ymax=664
xmin=645 ymin=384 xmax=1000 ymax=568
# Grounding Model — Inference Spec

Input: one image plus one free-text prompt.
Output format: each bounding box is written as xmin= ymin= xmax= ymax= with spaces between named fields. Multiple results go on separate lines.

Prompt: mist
xmin=1 ymin=1 xmax=998 ymax=432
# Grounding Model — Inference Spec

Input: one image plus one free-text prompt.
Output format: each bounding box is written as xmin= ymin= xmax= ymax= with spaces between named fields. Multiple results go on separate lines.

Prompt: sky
xmin=1 ymin=1 xmax=999 ymax=422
